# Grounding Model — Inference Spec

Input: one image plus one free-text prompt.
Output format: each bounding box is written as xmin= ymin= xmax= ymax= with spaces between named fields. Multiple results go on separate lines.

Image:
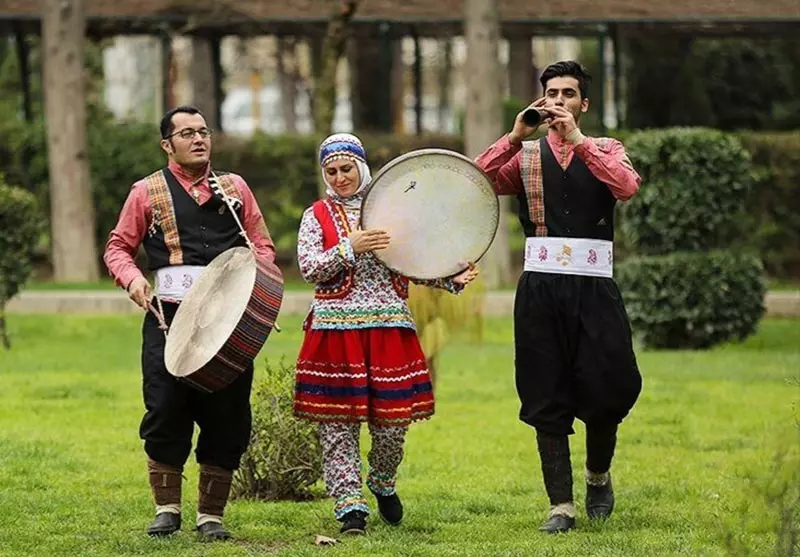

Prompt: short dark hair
xmin=160 ymin=105 xmax=203 ymax=139
xmin=540 ymin=61 xmax=592 ymax=99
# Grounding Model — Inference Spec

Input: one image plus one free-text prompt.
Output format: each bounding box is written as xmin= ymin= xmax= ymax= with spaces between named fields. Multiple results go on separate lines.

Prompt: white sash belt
xmin=524 ymin=237 xmax=613 ymax=278
xmin=155 ymin=265 xmax=205 ymax=301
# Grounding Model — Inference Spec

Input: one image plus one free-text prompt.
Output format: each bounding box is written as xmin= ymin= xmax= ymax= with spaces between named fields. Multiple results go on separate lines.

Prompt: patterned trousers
xmin=320 ymin=422 xmax=408 ymax=520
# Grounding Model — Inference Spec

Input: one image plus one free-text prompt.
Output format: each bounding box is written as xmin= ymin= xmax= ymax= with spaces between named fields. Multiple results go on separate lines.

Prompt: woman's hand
xmin=348 ymin=229 xmax=391 ymax=254
xmin=453 ymin=261 xmax=479 ymax=286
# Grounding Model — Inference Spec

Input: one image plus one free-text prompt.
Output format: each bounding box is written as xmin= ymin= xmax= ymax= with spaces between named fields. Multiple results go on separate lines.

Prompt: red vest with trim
xmin=311 ymin=199 xmax=409 ymax=300
xmin=313 ymin=199 xmax=355 ymax=299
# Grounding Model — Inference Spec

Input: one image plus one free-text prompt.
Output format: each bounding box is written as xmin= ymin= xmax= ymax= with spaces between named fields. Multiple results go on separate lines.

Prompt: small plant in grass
xmin=408 ymin=273 xmax=486 ymax=385
xmin=0 ymin=179 xmax=44 ymax=349
xmin=232 ymin=358 xmax=322 ymax=501
xmin=722 ymin=440 xmax=800 ymax=557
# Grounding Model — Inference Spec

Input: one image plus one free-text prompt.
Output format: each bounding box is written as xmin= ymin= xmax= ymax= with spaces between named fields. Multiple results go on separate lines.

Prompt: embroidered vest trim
xmin=144 ymin=169 xmax=242 ymax=266
xmin=519 ymin=137 xmax=613 ymax=238
xmin=312 ymin=199 xmax=355 ymax=300
xmin=519 ymin=139 xmax=547 ymax=238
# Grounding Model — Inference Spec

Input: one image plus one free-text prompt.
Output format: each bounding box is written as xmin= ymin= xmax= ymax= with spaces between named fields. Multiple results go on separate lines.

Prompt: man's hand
xmin=453 ymin=262 xmax=479 ymax=286
xmin=509 ymin=97 xmax=550 ymax=145
xmin=128 ymin=276 xmax=152 ymax=310
xmin=547 ymin=106 xmax=579 ymax=139
xmin=348 ymin=229 xmax=391 ymax=254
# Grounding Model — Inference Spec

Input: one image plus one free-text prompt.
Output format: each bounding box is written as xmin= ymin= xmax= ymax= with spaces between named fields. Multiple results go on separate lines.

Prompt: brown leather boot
xmin=197 ymin=464 xmax=234 ymax=541
xmin=146 ymin=459 xmax=183 ymax=536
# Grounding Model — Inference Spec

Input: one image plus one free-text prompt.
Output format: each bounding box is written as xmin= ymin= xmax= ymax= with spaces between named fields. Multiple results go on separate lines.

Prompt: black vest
xmin=143 ymin=169 xmax=247 ymax=271
xmin=516 ymin=137 xmax=616 ymax=240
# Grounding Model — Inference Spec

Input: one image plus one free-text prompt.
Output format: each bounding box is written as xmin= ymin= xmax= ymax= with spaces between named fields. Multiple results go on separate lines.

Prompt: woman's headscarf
xmin=318 ymin=133 xmax=372 ymax=208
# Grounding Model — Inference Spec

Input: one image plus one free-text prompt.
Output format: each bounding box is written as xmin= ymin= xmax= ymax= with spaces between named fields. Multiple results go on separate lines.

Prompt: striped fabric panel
xmin=293 ymin=400 xmax=434 ymax=425
xmin=328 ymin=198 xmax=352 ymax=234
xmin=521 ymin=140 xmax=548 ymax=238
xmin=145 ymin=170 xmax=183 ymax=264
xmin=215 ymin=173 xmax=243 ymax=204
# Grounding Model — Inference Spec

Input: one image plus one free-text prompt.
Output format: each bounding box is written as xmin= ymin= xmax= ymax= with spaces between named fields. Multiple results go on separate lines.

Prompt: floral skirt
xmin=293 ymin=327 xmax=434 ymax=426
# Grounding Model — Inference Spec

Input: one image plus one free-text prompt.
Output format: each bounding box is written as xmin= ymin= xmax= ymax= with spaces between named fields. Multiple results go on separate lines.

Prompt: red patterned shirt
xmin=475 ymin=130 xmax=641 ymax=201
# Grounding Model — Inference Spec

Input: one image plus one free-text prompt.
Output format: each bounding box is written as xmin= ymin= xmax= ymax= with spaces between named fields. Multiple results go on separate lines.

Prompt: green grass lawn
xmin=0 ymin=314 xmax=798 ymax=556
xmin=23 ymin=276 xmax=314 ymax=292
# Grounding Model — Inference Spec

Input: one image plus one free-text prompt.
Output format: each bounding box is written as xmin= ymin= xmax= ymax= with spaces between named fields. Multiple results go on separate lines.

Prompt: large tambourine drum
xmin=360 ymin=149 xmax=499 ymax=280
xmin=164 ymin=247 xmax=283 ymax=393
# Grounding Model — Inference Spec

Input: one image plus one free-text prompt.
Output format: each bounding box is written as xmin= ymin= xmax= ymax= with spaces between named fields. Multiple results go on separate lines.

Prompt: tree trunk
xmin=350 ymin=29 xmax=395 ymax=132
xmin=313 ymin=1 xmax=359 ymax=137
xmin=308 ymin=35 xmax=323 ymax=119
xmin=390 ymin=39 xmax=404 ymax=133
xmin=42 ymin=0 xmax=99 ymax=282
xmin=0 ymin=309 xmax=10 ymax=350
xmin=437 ymin=38 xmax=453 ymax=132
xmin=508 ymin=35 xmax=535 ymax=102
xmin=189 ymin=36 xmax=218 ymax=129
xmin=276 ymin=36 xmax=298 ymax=134
xmin=464 ymin=0 xmax=511 ymax=289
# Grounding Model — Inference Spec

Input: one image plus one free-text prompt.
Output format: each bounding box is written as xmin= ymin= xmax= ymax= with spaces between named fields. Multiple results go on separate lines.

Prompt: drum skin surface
xmin=164 ymin=247 xmax=283 ymax=393
xmin=360 ymin=149 xmax=499 ymax=279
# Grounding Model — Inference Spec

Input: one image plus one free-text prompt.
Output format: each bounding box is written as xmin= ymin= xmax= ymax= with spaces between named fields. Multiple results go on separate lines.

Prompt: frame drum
xmin=164 ymin=247 xmax=283 ymax=392
xmin=360 ymin=149 xmax=499 ymax=279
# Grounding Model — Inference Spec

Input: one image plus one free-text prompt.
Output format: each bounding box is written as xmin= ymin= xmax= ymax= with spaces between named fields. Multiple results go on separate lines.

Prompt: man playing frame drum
xmin=103 ymin=106 xmax=281 ymax=541
xmin=475 ymin=61 xmax=643 ymax=533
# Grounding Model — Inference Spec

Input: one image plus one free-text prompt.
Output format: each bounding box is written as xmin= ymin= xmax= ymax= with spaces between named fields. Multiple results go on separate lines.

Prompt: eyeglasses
xmin=168 ymin=127 xmax=213 ymax=140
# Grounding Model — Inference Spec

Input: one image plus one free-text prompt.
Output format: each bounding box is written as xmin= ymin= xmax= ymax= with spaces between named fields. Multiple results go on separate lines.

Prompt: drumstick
xmin=147 ymin=301 xmax=169 ymax=334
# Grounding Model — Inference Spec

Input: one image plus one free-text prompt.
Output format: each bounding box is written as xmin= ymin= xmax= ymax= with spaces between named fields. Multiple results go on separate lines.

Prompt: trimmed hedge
xmin=619 ymin=127 xmax=753 ymax=255
xmin=0 ymin=179 xmax=45 ymax=348
xmin=617 ymin=127 xmax=766 ymax=349
xmin=616 ymin=251 xmax=766 ymax=349
xmin=737 ymin=132 xmax=800 ymax=278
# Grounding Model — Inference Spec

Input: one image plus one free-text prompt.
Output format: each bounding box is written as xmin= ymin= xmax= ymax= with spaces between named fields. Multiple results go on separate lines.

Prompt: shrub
xmin=617 ymin=127 xmax=768 ymax=349
xmin=0 ymin=179 xmax=45 ymax=348
xmin=409 ymin=273 xmax=485 ymax=383
xmin=616 ymin=251 xmax=765 ymax=349
xmin=620 ymin=127 xmax=753 ymax=255
xmin=736 ymin=131 xmax=800 ymax=278
xmin=231 ymin=359 xmax=322 ymax=501
xmin=0 ymin=104 xmax=163 ymax=259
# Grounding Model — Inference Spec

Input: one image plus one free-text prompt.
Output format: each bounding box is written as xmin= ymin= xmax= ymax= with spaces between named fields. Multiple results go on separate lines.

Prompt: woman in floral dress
xmin=293 ymin=133 xmax=478 ymax=535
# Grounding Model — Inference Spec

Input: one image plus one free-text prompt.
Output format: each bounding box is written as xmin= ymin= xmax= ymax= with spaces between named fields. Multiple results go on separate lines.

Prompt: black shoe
xmin=196 ymin=521 xmax=231 ymax=541
xmin=538 ymin=513 xmax=575 ymax=534
xmin=146 ymin=512 xmax=181 ymax=537
xmin=586 ymin=475 xmax=615 ymax=519
xmin=339 ymin=511 xmax=367 ymax=535
xmin=371 ymin=490 xmax=403 ymax=525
